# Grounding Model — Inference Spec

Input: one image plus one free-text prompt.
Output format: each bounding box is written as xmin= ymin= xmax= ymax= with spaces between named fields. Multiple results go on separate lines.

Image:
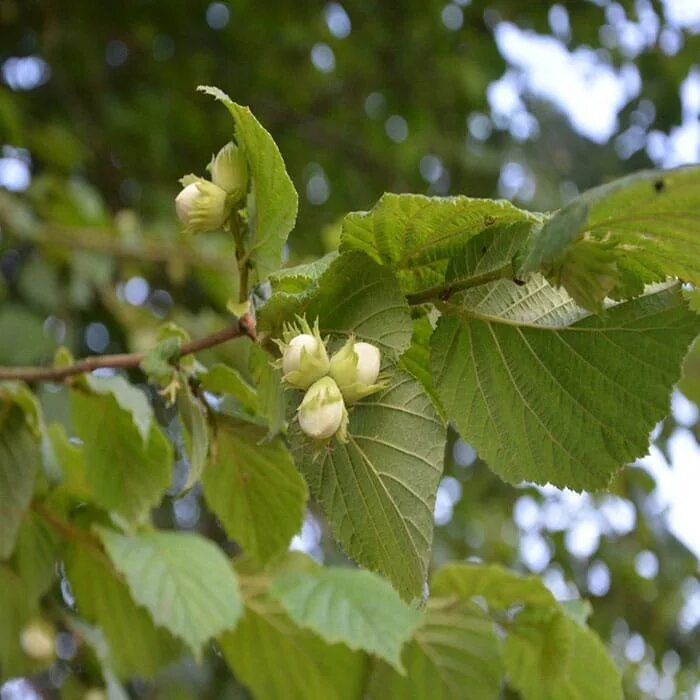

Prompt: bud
xmin=275 ymin=317 xmax=330 ymax=390
xmin=329 ymin=336 xmax=386 ymax=404
xmin=20 ymin=620 xmax=55 ymax=661
xmin=207 ymin=142 xmax=248 ymax=204
xmin=175 ymin=177 xmax=229 ymax=234
xmin=298 ymin=376 xmax=348 ymax=442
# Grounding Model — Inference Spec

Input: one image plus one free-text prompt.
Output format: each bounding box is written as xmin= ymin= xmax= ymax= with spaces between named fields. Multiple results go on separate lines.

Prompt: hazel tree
xmin=0 ymin=86 xmax=699 ymax=699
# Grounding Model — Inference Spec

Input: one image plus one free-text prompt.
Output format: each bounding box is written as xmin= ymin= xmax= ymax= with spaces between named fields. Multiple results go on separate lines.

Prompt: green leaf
xmin=219 ymin=595 xmax=367 ymax=700
xmin=504 ymin=610 xmax=623 ymax=700
xmin=431 ymin=563 xmax=557 ymax=611
xmin=398 ymin=314 xmax=445 ymax=419
xmin=9 ymin=511 xmax=58 ymax=602
xmin=0 ymin=393 xmax=41 ymax=559
xmin=64 ymin=542 xmax=181 ymax=679
xmin=177 ymin=381 xmax=209 ymax=490
xmin=503 ymin=607 xmax=573 ymax=699
xmin=368 ymin=598 xmax=502 ymax=700
xmin=70 ymin=384 xmax=173 ymax=522
xmin=249 ymin=344 xmax=287 ymax=435
xmin=199 ymin=85 xmax=299 ymax=280
xmin=270 ymin=567 xmax=421 ymax=671
xmin=256 ymin=252 xmax=337 ymax=333
xmin=518 ymin=166 xmax=700 ymax=309
xmin=202 ymin=418 xmax=307 ymax=564
xmin=199 ymin=363 xmax=257 ymax=414
xmin=84 ymin=375 xmax=153 ymax=441
xmin=47 ymin=421 xmax=91 ymax=502
xmin=0 ymin=564 xmax=35 ymax=679
xmin=289 ymin=366 xmax=446 ymax=600
xmin=429 ymin=562 xmax=622 ymax=699
xmin=98 ymin=528 xmax=243 ymax=658
xmin=260 ymin=251 xmax=413 ymax=358
xmin=431 ymin=281 xmax=700 ymax=489
xmin=0 ymin=304 xmax=54 ymax=364
xmin=340 ymin=193 xmax=538 ymax=296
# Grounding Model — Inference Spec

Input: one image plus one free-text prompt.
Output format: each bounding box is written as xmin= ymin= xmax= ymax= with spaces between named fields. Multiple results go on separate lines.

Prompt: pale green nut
xmin=297 ymin=376 xmax=348 ymax=442
xmin=329 ymin=336 xmax=386 ymax=404
xmin=276 ymin=317 xmax=330 ymax=390
xmin=207 ymin=141 xmax=249 ymax=205
xmin=175 ymin=176 xmax=230 ymax=234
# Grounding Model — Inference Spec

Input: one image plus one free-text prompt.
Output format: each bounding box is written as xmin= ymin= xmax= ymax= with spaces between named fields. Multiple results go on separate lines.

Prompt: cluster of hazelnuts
xmin=172 ymin=146 xmax=386 ymax=444
xmin=276 ymin=318 xmax=385 ymax=442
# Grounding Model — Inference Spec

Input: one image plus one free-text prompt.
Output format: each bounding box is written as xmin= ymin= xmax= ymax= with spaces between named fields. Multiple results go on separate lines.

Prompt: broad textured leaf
xmin=290 ymin=367 xmax=446 ymax=600
xmin=71 ymin=387 xmax=172 ymax=522
xmin=64 ymin=543 xmax=181 ymax=679
xmin=199 ymin=86 xmax=298 ymax=279
xmin=98 ymin=528 xmax=243 ymax=657
xmin=368 ymin=598 xmax=502 ymax=700
xmin=399 ymin=314 xmax=444 ymax=419
xmin=260 ymin=251 xmax=413 ymax=358
xmin=85 ymin=374 xmax=153 ymax=441
xmin=341 ymin=193 xmax=538 ymax=296
xmin=257 ymin=251 xmax=339 ymax=332
xmin=249 ymin=344 xmax=287 ymax=435
xmin=0 ymin=564 xmax=35 ymax=679
xmin=518 ymin=166 xmax=700 ymax=309
xmin=504 ymin=610 xmax=623 ymax=700
xmin=431 ymin=563 xmax=557 ymax=611
xmin=200 ymin=363 xmax=257 ymax=414
xmin=270 ymin=567 xmax=421 ymax=671
xmin=202 ymin=418 xmax=307 ymax=564
xmin=9 ymin=511 xmax=58 ymax=601
xmin=219 ymin=598 xmax=367 ymax=700
xmin=431 ymin=281 xmax=700 ymax=489
xmin=47 ymin=421 xmax=91 ymax=502
xmin=177 ymin=382 xmax=209 ymax=490
xmin=0 ymin=398 xmax=41 ymax=559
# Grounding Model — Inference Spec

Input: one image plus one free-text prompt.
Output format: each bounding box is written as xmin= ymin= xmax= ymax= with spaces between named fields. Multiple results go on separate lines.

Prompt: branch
xmin=0 ymin=314 xmax=257 ymax=383
xmin=405 ymin=264 xmax=516 ymax=306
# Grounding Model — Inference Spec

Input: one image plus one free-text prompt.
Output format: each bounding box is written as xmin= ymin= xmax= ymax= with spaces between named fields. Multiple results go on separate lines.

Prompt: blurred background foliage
xmin=0 ymin=0 xmax=699 ymax=698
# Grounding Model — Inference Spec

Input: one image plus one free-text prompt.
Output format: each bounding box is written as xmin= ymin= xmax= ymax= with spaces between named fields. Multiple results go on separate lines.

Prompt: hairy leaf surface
xmin=431 ymin=281 xmax=700 ymax=489
xmin=290 ymin=367 xmax=446 ymax=600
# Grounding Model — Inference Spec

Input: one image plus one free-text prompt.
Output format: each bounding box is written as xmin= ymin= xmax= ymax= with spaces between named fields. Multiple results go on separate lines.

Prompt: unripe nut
xmin=353 ymin=342 xmax=381 ymax=385
xmin=175 ymin=178 xmax=229 ymax=234
xmin=328 ymin=336 xmax=386 ymax=404
xmin=208 ymin=142 xmax=248 ymax=202
xmin=283 ymin=334 xmax=321 ymax=376
xmin=298 ymin=376 xmax=347 ymax=441
xmin=277 ymin=318 xmax=330 ymax=390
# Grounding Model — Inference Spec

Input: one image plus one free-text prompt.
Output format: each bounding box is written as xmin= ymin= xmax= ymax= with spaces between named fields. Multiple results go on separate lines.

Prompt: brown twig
xmin=0 ymin=313 xmax=257 ymax=383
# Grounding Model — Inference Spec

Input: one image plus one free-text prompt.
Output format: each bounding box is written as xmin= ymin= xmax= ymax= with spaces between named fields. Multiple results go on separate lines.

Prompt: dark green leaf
xmin=518 ymin=166 xmax=700 ymax=309
xmin=0 ymin=388 xmax=41 ymax=559
xmin=219 ymin=595 xmax=367 ymax=700
xmin=64 ymin=542 xmax=181 ymax=679
xmin=341 ymin=193 xmax=538 ymax=296
xmin=431 ymin=282 xmax=700 ymax=489
xmin=199 ymin=363 xmax=257 ymax=414
xmin=70 ymin=383 xmax=172 ymax=522
xmin=202 ymin=418 xmax=307 ymax=564
xmin=368 ymin=598 xmax=502 ymax=700
xmin=290 ymin=367 xmax=446 ymax=600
